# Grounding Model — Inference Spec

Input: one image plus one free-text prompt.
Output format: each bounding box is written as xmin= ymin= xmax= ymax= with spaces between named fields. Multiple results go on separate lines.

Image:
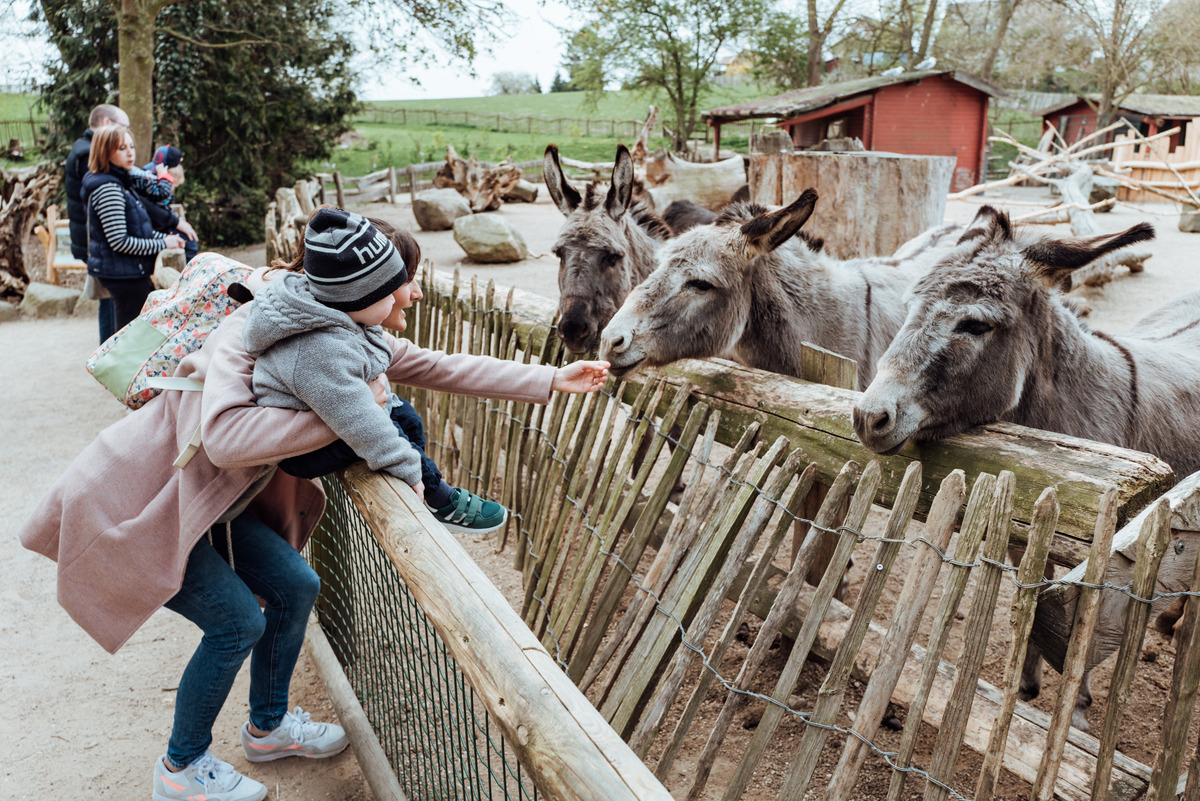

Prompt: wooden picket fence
xmin=1110 ymin=118 xmax=1200 ymax=204
xmin=319 ymin=261 xmax=1200 ymax=801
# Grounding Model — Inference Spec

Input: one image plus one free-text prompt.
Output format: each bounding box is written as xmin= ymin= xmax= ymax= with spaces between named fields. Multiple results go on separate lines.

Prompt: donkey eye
xmin=686 ymin=279 xmax=715 ymax=292
xmin=954 ymin=319 xmax=993 ymax=336
xmin=600 ymin=250 xmax=622 ymax=267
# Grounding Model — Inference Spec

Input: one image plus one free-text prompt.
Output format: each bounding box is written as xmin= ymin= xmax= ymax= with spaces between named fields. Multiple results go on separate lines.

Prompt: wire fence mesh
xmin=310 ymin=475 xmax=539 ymax=801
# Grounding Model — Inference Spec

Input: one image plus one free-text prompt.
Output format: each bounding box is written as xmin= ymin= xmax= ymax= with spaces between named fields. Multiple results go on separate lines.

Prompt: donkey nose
xmin=605 ymin=332 xmax=628 ymax=355
xmin=852 ymin=402 xmax=895 ymax=444
xmin=558 ymin=318 xmax=593 ymax=349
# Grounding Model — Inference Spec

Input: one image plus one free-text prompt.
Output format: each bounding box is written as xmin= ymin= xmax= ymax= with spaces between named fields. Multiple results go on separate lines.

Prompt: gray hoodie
xmin=242 ymin=272 xmax=422 ymax=486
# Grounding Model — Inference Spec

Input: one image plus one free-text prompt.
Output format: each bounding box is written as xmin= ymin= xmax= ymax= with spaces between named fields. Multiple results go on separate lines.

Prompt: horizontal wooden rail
xmin=337 ymin=464 xmax=674 ymax=801
xmin=421 ymin=268 xmax=1175 ymax=565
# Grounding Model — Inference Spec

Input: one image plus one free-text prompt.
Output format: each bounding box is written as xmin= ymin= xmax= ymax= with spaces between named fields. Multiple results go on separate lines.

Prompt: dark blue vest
xmin=81 ymin=170 xmax=157 ymax=280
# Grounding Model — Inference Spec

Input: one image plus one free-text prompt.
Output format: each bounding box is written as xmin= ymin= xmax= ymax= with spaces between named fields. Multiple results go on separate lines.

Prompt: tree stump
xmin=1 ymin=162 xmax=59 ymax=302
xmin=434 ymin=145 xmax=522 ymax=212
xmin=749 ymin=151 xmax=954 ymax=258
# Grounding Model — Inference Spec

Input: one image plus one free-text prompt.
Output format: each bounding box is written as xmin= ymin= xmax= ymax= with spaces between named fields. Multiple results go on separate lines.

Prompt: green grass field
xmin=0 ymin=93 xmax=42 ymax=119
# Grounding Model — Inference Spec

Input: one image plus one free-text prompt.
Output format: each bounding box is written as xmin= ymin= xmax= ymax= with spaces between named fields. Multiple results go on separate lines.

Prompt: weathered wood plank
xmin=338 ymin=466 xmax=674 ymax=801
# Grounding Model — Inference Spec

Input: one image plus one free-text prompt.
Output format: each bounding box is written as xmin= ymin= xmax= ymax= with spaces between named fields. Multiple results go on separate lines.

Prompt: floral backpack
xmin=86 ymin=252 xmax=254 ymax=410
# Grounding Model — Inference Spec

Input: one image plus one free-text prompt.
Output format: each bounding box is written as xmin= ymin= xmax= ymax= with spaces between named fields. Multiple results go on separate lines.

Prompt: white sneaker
xmin=152 ymin=752 xmax=267 ymax=801
xmin=241 ymin=707 xmax=349 ymax=762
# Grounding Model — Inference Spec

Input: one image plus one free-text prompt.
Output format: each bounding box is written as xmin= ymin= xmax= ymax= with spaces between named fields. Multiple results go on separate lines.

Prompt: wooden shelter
xmin=702 ymin=70 xmax=1002 ymax=191
xmin=1037 ymin=94 xmax=1200 ymax=151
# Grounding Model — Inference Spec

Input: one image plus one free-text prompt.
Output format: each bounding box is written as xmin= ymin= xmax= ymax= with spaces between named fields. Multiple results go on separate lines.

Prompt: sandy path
xmin=3 ymin=184 xmax=1197 ymax=801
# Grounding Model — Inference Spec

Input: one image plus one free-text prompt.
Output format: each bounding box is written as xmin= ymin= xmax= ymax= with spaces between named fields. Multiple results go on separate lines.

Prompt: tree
xmin=489 ymin=71 xmax=540 ymax=95
xmin=568 ymin=0 xmax=768 ymax=149
xmin=1147 ymin=0 xmax=1200 ymax=93
xmin=549 ymin=70 xmax=578 ymax=92
xmin=1066 ymin=0 xmax=1163 ymax=115
xmin=806 ymin=0 xmax=853 ymax=84
xmin=36 ymin=0 xmax=359 ymax=246
xmin=751 ymin=12 xmax=811 ymax=91
xmin=37 ymin=0 xmax=508 ymax=158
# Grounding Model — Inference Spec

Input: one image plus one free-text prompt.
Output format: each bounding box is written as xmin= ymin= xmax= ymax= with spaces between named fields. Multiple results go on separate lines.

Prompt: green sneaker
xmin=431 ymin=488 xmax=508 ymax=534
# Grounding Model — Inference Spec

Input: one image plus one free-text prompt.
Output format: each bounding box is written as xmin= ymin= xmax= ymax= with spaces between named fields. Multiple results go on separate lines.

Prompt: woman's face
xmin=111 ymin=134 xmax=136 ymax=171
xmin=382 ymin=280 xmax=422 ymax=331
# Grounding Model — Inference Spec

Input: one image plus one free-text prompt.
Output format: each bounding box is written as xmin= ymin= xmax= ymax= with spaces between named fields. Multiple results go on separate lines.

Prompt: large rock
xmin=18 ymin=282 xmax=81 ymax=317
xmin=453 ymin=214 xmax=528 ymax=263
xmin=1181 ymin=205 xmax=1200 ymax=234
xmin=412 ymin=188 xmax=471 ymax=231
xmin=73 ymin=295 xmax=100 ymax=318
xmin=0 ymin=301 xmax=19 ymax=324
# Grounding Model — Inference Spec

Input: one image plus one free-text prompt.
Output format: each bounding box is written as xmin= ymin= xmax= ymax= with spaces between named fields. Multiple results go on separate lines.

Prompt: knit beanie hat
xmin=303 ymin=208 xmax=409 ymax=312
xmin=153 ymin=145 xmax=183 ymax=168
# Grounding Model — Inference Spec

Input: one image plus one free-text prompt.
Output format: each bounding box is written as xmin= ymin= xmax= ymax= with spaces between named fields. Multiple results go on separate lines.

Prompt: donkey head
xmin=600 ymin=190 xmax=820 ymax=377
xmin=853 ymin=206 xmax=1155 ymax=454
xmin=544 ymin=143 xmax=665 ymax=354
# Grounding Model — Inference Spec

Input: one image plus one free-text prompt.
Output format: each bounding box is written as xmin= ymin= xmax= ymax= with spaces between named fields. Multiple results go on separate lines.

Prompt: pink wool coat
xmin=19 ymin=305 xmax=556 ymax=654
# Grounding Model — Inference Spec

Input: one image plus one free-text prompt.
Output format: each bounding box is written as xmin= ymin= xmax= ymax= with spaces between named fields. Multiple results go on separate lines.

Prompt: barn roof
xmin=1035 ymin=94 xmax=1200 ymax=118
xmin=702 ymin=70 xmax=1003 ymax=124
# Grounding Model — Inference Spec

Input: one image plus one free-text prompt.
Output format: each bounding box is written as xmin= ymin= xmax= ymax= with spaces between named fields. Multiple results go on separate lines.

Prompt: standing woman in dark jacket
xmin=81 ymin=124 xmax=185 ymax=331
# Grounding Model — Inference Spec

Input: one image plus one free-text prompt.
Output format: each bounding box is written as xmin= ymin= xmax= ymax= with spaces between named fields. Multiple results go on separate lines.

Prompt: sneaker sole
xmin=243 ymin=739 xmax=350 ymax=762
xmin=435 ymin=508 xmax=508 ymax=535
xmin=154 ymin=787 xmax=267 ymax=801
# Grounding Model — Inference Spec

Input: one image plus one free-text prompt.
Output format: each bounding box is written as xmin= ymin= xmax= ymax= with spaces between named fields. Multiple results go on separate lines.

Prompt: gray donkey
xmin=853 ymin=206 xmax=1193 ymax=730
xmin=599 ymin=189 xmax=963 ymax=387
xmin=544 ymin=143 xmax=670 ymax=354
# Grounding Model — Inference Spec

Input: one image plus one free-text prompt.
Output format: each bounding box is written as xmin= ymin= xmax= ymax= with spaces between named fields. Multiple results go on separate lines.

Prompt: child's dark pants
xmin=278 ymin=395 xmax=444 ymax=493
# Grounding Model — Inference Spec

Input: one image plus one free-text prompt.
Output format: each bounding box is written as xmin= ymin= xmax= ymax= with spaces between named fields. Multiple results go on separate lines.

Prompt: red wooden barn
xmin=703 ymin=70 xmax=1002 ymax=192
xmin=1036 ymin=94 xmax=1200 ymax=151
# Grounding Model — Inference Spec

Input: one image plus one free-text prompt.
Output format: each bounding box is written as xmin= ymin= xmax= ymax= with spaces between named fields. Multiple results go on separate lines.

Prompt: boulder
xmin=73 ymin=295 xmax=100 ymax=318
xmin=18 ymin=282 xmax=81 ymax=317
xmin=0 ymin=301 xmax=19 ymax=323
xmin=412 ymin=188 xmax=472 ymax=231
xmin=503 ymin=179 xmax=539 ymax=203
xmin=1180 ymin=205 xmax=1200 ymax=234
xmin=453 ymin=213 xmax=528 ymax=263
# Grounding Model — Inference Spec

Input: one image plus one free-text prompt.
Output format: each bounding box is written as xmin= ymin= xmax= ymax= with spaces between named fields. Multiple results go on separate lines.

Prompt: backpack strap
xmin=144 ymin=376 xmax=205 ymax=467
xmin=145 ymin=376 xmax=205 ymax=392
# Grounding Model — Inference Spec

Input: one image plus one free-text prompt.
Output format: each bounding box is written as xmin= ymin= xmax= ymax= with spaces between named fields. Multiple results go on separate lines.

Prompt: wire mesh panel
xmin=310 ymin=476 xmax=538 ymax=801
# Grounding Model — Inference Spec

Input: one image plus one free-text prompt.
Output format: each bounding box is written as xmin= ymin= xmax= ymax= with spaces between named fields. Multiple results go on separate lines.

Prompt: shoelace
xmin=283 ymin=706 xmax=320 ymax=744
xmin=191 ymin=752 xmax=237 ymax=790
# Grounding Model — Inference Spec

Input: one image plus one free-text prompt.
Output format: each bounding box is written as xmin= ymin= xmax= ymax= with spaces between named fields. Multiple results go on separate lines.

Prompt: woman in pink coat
xmin=19 ymin=226 xmax=609 ymax=801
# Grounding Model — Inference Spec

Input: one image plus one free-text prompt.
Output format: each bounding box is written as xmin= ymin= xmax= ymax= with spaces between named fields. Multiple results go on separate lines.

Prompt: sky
xmin=1 ymin=0 xmax=577 ymax=102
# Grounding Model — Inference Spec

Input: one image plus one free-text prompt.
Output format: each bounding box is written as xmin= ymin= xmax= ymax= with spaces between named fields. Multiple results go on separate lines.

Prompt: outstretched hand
xmin=552 ymin=360 xmax=610 ymax=394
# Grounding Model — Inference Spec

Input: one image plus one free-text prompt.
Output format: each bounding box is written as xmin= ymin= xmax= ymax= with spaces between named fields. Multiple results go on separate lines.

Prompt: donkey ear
xmin=955 ymin=205 xmax=1011 ymax=245
xmin=543 ymin=144 xmax=581 ymax=216
xmin=740 ymin=189 xmax=818 ymax=256
xmin=1023 ymin=222 xmax=1155 ymax=286
xmin=605 ymin=144 xmax=635 ymax=222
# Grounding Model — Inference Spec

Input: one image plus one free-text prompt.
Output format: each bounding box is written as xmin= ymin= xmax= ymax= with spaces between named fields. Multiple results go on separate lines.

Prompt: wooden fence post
xmin=387 ymin=166 xmax=396 ymax=204
xmin=333 ymin=170 xmax=345 ymax=208
xmin=407 ymin=165 xmax=417 ymax=203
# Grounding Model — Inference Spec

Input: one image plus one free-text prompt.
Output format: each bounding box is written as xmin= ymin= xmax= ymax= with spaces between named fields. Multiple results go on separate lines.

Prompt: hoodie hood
xmin=242 ymin=272 xmax=359 ymax=356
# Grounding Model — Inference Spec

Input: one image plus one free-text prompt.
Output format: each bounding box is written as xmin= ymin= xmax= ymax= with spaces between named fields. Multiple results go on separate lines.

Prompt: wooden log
xmin=1091 ymin=500 xmax=1172 ymax=801
xmin=751 ymin=151 xmax=956 ymax=258
xmin=1031 ymin=470 xmax=1200 ymax=675
xmin=337 ymin=466 xmax=675 ymax=801
xmin=644 ymin=153 xmax=746 ymax=211
xmin=1034 ymin=488 xmax=1119 ymax=801
xmin=423 ymin=271 xmax=1176 ymax=565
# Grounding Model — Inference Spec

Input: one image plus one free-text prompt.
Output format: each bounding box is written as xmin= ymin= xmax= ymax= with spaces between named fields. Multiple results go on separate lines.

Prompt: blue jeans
xmin=163 ymin=511 xmax=320 ymax=767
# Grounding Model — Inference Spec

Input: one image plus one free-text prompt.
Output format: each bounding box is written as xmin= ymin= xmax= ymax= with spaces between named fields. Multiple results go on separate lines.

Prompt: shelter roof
xmin=1035 ymin=94 xmax=1200 ymax=118
xmin=702 ymin=70 xmax=1003 ymax=124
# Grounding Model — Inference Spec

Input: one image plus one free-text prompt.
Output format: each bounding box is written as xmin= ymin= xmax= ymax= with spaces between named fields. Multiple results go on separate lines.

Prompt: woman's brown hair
xmin=87 ymin=124 xmax=132 ymax=174
xmin=268 ymin=206 xmax=422 ymax=285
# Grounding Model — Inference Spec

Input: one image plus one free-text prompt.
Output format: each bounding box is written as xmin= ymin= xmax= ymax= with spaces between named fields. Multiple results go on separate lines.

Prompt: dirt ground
xmin=3 ymin=184 xmax=1199 ymax=801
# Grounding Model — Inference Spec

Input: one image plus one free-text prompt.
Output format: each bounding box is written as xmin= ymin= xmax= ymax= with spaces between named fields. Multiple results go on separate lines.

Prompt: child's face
xmin=113 ymin=134 xmax=136 ymax=171
xmin=382 ymin=280 xmax=423 ymax=331
xmin=347 ymin=293 xmax=396 ymax=327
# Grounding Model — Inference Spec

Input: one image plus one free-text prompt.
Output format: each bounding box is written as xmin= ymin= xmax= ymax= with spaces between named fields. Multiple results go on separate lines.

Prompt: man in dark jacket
xmin=66 ymin=104 xmax=129 ymax=343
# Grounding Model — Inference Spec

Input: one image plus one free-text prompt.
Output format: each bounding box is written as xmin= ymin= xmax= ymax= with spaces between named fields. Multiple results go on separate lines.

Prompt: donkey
xmin=599 ymin=190 xmax=963 ymax=388
xmin=544 ymin=143 xmax=670 ymax=354
xmin=661 ymin=199 xmax=717 ymax=235
xmin=852 ymin=206 xmax=1197 ymax=730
